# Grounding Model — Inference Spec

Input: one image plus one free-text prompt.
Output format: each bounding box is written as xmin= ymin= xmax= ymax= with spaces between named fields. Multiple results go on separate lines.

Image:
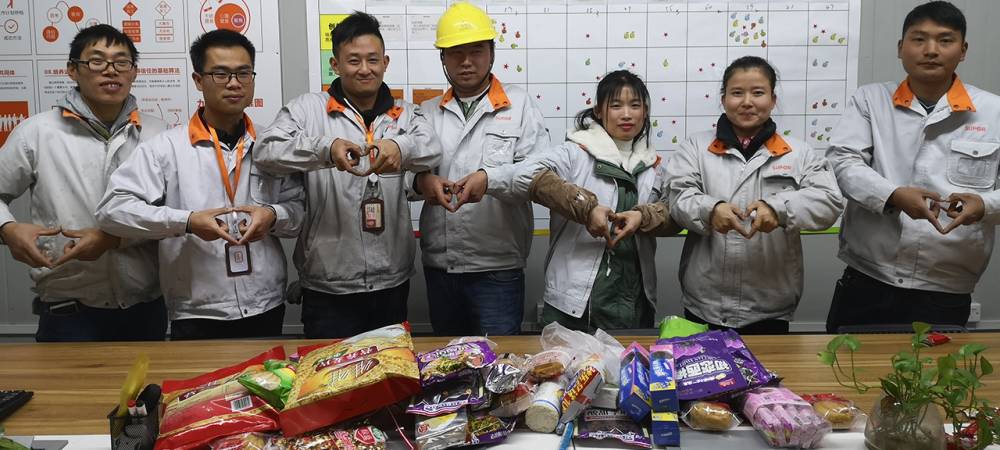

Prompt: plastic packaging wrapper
xmin=239 ymin=360 xmax=296 ymax=409
xmin=740 ymin=387 xmax=831 ymax=448
xmin=414 ymin=408 xmax=469 ymax=450
xmin=539 ymin=322 xmax=625 ymax=386
xmin=483 ymin=353 xmax=526 ymax=394
xmin=681 ymin=401 xmax=741 ymax=431
xmin=658 ymin=315 xmax=709 ymax=340
xmin=560 ymin=354 xmax=605 ymax=424
xmin=407 ymin=373 xmax=486 ymax=416
xmin=468 ymin=412 xmax=516 ymax=445
xmin=489 ymin=381 xmax=535 ymax=418
xmin=281 ymin=323 xmax=420 ymax=436
xmin=801 ymin=393 xmax=866 ymax=431
xmin=575 ymin=408 xmax=652 ymax=448
xmin=447 ymin=336 xmax=498 ymax=351
xmin=661 ymin=330 xmax=772 ymax=400
xmin=156 ymin=347 xmax=285 ymax=450
xmin=524 ymin=350 xmax=571 ymax=382
xmin=417 ymin=341 xmax=496 ymax=387
xmin=285 ymin=425 xmax=388 ymax=450
xmin=209 ymin=433 xmax=284 ymax=450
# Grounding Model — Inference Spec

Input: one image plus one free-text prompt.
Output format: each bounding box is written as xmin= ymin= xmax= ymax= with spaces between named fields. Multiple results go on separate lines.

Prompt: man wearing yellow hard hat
xmin=413 ymin=2 xmax=550 ymax=336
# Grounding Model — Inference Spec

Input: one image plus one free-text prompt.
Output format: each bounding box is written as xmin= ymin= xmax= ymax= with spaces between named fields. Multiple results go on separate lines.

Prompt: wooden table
xmin=3 ymin=333 xmax=1000 ymax=435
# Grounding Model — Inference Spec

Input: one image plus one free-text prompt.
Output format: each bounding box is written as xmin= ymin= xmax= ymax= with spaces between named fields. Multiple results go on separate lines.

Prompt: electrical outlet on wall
xmin=969 ymin=302 xmax=982 ymax=323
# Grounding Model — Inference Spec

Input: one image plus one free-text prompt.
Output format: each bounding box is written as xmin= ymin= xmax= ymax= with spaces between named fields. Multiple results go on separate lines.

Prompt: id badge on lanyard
xmin=210 ymin=127 xmax=253 ymax=276
xmin=356 ymin=115 xmax=385 ymax=233
xmin=362 ymin=168 xmax=385 ymax=233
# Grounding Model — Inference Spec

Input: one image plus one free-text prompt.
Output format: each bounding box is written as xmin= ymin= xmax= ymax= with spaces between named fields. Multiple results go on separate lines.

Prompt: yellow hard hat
xmin=435 ymin=2 xmax=497 ymax=49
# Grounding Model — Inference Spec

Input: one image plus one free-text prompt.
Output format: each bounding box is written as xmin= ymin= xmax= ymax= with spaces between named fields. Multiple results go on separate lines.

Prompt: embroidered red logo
xmin=771 ymin=164 xmax=793 ymax=172
xmin=965 ymin=124 xmax=987 ymax=133
xmin=495 ymin=115 xmax=512 ymax=121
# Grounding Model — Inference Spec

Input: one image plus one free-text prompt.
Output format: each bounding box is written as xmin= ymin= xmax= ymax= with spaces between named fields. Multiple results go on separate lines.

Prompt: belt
xmin=32 ymin=298 xmax=83 ymax=316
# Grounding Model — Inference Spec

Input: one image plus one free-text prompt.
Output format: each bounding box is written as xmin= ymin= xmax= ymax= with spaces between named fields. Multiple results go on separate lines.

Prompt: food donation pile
xmin=151 ymin=320 xmax=865 ymax=450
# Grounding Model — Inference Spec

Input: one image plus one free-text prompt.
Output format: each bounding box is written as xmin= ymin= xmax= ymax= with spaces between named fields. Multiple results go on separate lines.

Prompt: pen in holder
xmin=108 ymin=384 xmax=160 ymax=450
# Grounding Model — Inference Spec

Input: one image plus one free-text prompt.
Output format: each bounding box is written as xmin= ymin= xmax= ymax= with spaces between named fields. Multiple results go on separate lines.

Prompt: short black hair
xmin=331 ymin=11 xmax=384 ymax=58
xmin=902 ymin=1 xmax=966 ymax=40
xmin=68 ymin=24 xmax=138 ymax=63
xmin=575 ymin=70 xmax=652 ymax=145
xmin=721 ymin=56 xmax=778 ymax=94
xmin=189 ymin=29 xmax=256 ymax=73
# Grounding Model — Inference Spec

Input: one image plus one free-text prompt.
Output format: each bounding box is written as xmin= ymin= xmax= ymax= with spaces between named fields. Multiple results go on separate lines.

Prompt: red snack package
xmin=155 ymin=347 xmax=285 ymax=450
xmin=922 ymin=332 xmax=951 ymax=347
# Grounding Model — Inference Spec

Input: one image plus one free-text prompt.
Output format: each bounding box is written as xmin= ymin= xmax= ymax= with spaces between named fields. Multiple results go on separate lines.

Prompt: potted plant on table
xmin=818 ymin=322 xmax=1000 ymax=450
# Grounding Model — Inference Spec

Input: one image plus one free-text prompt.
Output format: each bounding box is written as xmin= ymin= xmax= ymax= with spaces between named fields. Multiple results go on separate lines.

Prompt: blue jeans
xmin=300 ymin=281 xmax=409 ymax=339
xmin=424 ymin=267 xmax=525 ymax=336
xmin=34 ymin=297 xmax=167 ymax=342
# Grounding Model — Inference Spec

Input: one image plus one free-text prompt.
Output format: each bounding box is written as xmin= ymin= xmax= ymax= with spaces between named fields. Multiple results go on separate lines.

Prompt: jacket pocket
xmin=761 ymin=173 xmax=799 ymax=199
xmin=482 ymin=128 xmax=518 ymax=167
xmin=249 ymin=165 xmax=281 ymax=204
xmin=947 ymin=140 xmax=1000 ymax=190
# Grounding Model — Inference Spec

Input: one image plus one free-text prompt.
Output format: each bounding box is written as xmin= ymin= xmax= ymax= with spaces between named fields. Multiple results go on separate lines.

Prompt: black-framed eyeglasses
xmin=201 ymin=71 xmax=256 ymax=84
xmin=70 ymin=58 xmax=135 ymax=72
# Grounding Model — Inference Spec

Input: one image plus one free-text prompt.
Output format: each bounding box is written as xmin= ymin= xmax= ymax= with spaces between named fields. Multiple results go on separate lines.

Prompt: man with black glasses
xmin=0 ymin=24 xmax=167 ymax=342
xmin=97 ymin=29 xmax=304 ymax=340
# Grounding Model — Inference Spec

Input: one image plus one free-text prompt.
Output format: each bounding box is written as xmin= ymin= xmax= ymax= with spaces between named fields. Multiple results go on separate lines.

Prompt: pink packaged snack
xmin=740 ymin=387 xmax=831 ymax=448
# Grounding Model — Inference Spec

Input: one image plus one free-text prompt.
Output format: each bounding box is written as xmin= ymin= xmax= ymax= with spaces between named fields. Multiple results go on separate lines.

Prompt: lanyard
xmin=209 ymin=126 xmax=245 ymax=206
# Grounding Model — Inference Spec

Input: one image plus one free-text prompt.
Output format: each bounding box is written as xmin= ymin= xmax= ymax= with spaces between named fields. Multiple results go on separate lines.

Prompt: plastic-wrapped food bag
xmin=208 ymin=433 xmax=284 ymax=450
xmin=575 ymin=408 xmax=652 ymax=448
xmin=280 ymin=323 xmax=421 ymax=436
xmin=238 ymin=360 xmax=296 ymax=409
xmin=417 ymin=341 xmax=496 ymax=387
xmin=740 ymin=387 xmax=831 ymax=448
xmin=156 ymin=347 xmax=285 ymax=450
xmin=801 ymin=394 xmax=866 ymax=431
xmin=414 ymin=408 xmax=469 ymax=450
xmin=680 ymin=401 xmax=741 ymax=431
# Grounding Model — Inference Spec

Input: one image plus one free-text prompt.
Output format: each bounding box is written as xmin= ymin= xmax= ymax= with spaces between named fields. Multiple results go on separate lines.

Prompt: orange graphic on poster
xmin=200 ymin=0 xmax=251 ymax=34
xmin=0 ymin=101 xmax=29 ymax=146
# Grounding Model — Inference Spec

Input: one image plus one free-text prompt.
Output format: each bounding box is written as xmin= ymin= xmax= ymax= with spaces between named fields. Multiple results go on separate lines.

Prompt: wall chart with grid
xmin=308 ymin=0 xmax=861 ymax=153
xmin=307 ymin=0 xmax=861 ymax=229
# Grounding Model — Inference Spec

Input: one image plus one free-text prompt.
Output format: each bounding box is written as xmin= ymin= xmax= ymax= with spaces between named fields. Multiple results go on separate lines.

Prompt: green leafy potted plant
xmin=818 ymin=322 xmax=1000 ymax=450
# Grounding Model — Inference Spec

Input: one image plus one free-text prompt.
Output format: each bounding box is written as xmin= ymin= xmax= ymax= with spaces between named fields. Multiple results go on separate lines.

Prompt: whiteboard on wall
xmin=306 ymin=0 xmax=861 ymax=230
xmin=0 ymin=0 xmax=283 ymax=137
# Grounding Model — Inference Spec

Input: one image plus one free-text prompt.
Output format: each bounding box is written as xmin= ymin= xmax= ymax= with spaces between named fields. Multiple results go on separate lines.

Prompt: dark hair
xmin=902 ymin=1 xmax=966 ymax=40
xmin=68 ymin=24 xmax=138 ymax=63
xmin=331 ymin=11 xmax=384 ymax=58
xmin=721 ymin=56 xmax=777 ymax=94
xmin=575 ymin=70 xmax=651 ymax=144
xmin=189 ymin=29 xmax=256 ymax=73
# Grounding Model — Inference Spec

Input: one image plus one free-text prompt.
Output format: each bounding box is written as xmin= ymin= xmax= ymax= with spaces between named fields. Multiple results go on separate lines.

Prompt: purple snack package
xmin=468 ymin=411 xmax=516 ymax=445
xmin=661 ymin=331 xmax=773 ymax=401
xmin=417 ymin=341 xmax=497 ymax=387
xmin=575 ymin=408 xmax=652 ymax=448
xmin=407 ymin=373 xmax=486 ymax=416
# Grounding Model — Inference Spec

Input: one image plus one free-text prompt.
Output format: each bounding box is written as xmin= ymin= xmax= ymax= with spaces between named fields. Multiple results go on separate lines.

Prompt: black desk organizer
xmin=108 ymin=387 xmax=159 ymax=450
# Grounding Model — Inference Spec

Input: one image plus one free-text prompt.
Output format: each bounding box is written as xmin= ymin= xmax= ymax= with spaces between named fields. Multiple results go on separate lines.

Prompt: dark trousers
xmin=424 ymin=267 xmax=525 ymax=336
xmin=300 ymin=281 xmax=409 ymax=339
xmin=34 ymin=297 xmax=168 ymax=342
xmin=170 ymin=304 xmax=285 ymax=340
xmin=684 ymin=308 xmax=790 ymax=335
xmin=825 ymin=267 xmax=971 ymax=334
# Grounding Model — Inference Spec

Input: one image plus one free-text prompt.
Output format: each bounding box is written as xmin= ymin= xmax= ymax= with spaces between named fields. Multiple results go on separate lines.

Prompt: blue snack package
xmin=651 ymin=411 xmax=681 ymax=447
xmin=619 ymin=342 xmax=652 ymax=422
xmin=649 ymin=343 xmax=680 ymax=412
